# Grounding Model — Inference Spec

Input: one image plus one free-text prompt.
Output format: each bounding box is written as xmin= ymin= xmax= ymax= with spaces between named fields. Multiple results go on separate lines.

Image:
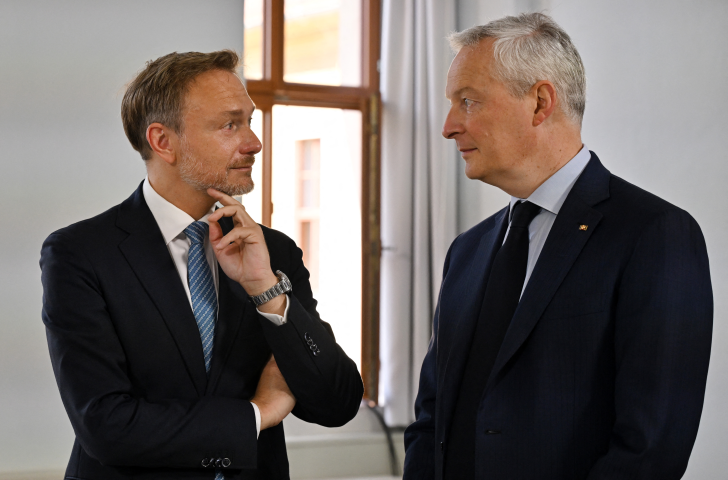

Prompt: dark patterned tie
xmin=444 ymin=201 xmax=542 ymax=479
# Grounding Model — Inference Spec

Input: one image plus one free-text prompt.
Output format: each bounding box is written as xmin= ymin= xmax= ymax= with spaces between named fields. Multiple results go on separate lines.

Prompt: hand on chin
xmin=206 ymin=188 xmax=277 ymax=295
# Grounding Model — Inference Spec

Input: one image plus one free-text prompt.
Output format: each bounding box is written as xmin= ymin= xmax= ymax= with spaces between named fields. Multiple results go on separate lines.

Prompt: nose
xmin=241 ymin=128 xmax=262 ymax=156
xmin=442 ymin=106 xmax=463 ymax=139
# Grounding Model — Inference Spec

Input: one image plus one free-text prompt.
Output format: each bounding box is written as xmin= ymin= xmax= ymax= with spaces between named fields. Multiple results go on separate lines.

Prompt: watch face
xmin=276 ymin=270 xmax=292 ymax=292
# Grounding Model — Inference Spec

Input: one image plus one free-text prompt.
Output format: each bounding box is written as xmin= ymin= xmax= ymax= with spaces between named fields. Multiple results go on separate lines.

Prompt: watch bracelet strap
xmin=250 ymin=270 xmax=292 ymax=306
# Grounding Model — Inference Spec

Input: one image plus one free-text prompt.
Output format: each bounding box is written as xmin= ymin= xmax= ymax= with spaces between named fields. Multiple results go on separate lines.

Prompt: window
xmin=296 ymin=138 xmax=320 ymax=289
xmin=242 ymin=0 xmax=381 ymax=401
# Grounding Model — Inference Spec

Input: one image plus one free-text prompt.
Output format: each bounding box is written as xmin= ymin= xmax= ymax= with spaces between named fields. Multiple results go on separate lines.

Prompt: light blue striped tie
xmin=184 ymin=221 xmax=217 ymax=374
xmin=184 ymin=222 xmax=225 ymax=480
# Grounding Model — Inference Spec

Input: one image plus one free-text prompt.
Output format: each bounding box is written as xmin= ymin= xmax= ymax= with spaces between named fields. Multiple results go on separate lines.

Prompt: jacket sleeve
xmin=587 ymin=209 xmax=713 ymax=479
xmin=41 ymin=232 xmax=259 ymax=470
xmin=403 ymin=242 xmax=456 ymax=480
xmin=258 ymin=232 xmax=364 ymax=427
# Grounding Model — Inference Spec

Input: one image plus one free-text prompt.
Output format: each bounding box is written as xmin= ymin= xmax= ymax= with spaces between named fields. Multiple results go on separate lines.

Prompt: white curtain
xmin=378 ymin=0 xmax=458 ymax=427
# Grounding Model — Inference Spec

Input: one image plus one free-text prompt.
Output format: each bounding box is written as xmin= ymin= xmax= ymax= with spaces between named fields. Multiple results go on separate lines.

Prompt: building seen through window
xmin=297 ymin=138 xmax=321 ymax=290
xmin=272 ymin=106 xmax=362 ymax=369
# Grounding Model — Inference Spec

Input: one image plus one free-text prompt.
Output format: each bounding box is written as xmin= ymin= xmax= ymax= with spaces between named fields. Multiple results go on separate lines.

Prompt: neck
xmin=146 ymin=161 xmax=215 ymax=220
xmin=499 ymin=129 xmax=583 ymax=199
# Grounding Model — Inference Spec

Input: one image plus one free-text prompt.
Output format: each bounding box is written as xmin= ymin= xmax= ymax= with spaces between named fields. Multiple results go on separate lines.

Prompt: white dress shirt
xmin=505 ymin=145 xmax=592 ymax=295
xmin=142 ymin=177 xmax=291 ymax=438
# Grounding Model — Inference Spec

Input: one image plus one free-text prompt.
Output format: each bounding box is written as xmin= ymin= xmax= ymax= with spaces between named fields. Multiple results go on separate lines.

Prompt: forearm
xmin=46 ymin=319 xmax=259 ymax=469
xmin=64 ymin=391 xmax=258 ymax=469
xmin=248 ymin=230 xmax=364 ymax=426
xmin=259 ymin=295 xmax=363 ymax=427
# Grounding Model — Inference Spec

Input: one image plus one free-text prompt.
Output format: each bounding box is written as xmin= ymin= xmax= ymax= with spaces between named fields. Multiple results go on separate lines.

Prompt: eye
xmin=223 ymin=122 xmax=234 ymax=130
xmin=248 ymin=117 xmax=253 ymax=127
xmin=464 ymin=98 xmax=474 ymax=108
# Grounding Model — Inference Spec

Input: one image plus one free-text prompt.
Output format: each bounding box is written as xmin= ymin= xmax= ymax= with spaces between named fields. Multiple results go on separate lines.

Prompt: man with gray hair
xmin=404 ymin=13 xmax=712 ymax=479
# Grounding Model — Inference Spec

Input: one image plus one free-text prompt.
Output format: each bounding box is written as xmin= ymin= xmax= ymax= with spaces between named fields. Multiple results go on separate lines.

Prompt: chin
xmin=464 ymin=163 xmax=485 ymax=181
xmin=219 ymin=180 xmax=254 ymax=196
xmin=464 ymin=169 xmax=479 ymax=180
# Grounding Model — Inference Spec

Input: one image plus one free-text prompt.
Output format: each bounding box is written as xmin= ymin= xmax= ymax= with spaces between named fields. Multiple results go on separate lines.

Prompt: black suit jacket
xmin=403 ymin=153 xmax=713 ymax=480
xmin=40 ymin=183 xmax=364 ymax=479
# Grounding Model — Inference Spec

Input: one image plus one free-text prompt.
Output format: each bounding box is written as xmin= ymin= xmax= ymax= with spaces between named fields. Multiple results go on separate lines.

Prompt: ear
xmin=532 ymin=81 xmax=557 ymax=127
xmin=146 ymin=123 xmax=179 ymax=165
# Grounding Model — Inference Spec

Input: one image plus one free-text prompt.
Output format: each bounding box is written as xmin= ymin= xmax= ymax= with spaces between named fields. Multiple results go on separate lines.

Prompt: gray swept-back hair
xmin=449 ymin=13 xmax=586 ymax=126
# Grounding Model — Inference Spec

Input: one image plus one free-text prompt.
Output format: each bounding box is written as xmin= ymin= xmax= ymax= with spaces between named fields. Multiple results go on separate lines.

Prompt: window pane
xmin=242 ymin=108 xmax=263 ymax=222
xmin=283 ymin=0 xmax=362 ymax=87
xmin=271 ymin=105 xmax=362 ymax=368
xmin=243 ymin=0 xmax=263 ymax=80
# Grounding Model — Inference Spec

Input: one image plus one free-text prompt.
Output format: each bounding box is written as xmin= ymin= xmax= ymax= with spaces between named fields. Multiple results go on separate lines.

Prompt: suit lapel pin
xmin=579 ymin=224 xmax=588 ymax=231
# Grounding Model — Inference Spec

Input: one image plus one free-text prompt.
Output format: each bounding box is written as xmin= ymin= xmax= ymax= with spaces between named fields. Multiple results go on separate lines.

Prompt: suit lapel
xmin=438 ymin=207 xmax=508 ymax=432
xmin=116 ymin=184 xmax=208 ymax=395
xmin=485 ymin=153 xmax=611 ymax=392
xmin=206 ymin=269 xmax=249 ymax=393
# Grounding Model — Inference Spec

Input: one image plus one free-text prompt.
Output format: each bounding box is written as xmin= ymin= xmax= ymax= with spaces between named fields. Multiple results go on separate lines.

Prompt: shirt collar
xmin=509 ymin=145 xmax=592 ymax=215
xmin=142 ymin=177 xmax=214 ymax=245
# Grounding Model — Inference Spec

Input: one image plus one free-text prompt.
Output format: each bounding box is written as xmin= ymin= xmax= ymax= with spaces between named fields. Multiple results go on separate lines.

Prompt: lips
xmin=229 ymin=160 xmax=255 ymax=169
xmin=229 ymin=155 xmax=256 ymax=170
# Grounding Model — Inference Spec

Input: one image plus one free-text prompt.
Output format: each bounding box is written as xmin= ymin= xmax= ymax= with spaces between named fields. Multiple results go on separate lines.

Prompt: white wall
xmin=0 ymin=0 xmax=244 ymax=471
xmin=456 ymin=0 xmax=728 ymax=478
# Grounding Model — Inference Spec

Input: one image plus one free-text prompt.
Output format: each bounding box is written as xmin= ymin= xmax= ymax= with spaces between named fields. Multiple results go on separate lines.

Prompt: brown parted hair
xmin=121 ymin=50 xmax=240 ymax=160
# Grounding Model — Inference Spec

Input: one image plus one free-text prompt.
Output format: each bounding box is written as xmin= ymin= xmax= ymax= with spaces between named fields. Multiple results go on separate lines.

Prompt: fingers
xmin=209 ymin=205 xmax=246 ymax=227
xmin=213 ymin=226 xmax=261 ymax=251
xmin=207 ymin=188 xmax=237 ymax=206
xmin=208 ymin=188 xmax=259 ymax=227
xmin=208 ymin=218 xmax=224 ymax=244
xmin=235 ymin=201 xmax=258 ymax=227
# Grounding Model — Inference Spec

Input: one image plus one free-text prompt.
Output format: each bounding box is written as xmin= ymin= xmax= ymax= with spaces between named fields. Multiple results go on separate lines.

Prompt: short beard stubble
xmin=178 ymin=138 xmax=255 ymax=196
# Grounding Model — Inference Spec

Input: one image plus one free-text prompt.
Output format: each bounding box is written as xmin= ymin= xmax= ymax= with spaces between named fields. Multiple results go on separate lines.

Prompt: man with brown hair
xmin=41 ymin=50 xmax=363 ymax=479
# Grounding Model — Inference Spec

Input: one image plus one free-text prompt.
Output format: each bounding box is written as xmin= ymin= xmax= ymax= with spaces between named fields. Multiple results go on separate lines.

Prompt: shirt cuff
xmin=256 ymin=294 xmax=290 ymax=326
xmin=251 ymin=401 xmax=261 ymax=438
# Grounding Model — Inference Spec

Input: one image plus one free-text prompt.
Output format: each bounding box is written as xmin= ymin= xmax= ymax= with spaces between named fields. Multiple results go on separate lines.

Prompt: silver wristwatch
xmin=250 ymin=270 xmax=292 ymax=306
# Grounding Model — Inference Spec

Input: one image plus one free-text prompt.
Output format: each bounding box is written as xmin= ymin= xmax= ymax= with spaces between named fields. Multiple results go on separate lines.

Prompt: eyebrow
xmin=223 ymin=106 xmax=256 ymax=117
xmin=446 ymin=86 xmax=478 ymax=100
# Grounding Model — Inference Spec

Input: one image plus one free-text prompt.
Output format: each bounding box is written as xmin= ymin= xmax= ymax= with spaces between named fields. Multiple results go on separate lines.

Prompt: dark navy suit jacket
xmin=403 ymin=153 xmax=712 ymax=479
xmin=40 ymin=183 xmax=363 ymax=479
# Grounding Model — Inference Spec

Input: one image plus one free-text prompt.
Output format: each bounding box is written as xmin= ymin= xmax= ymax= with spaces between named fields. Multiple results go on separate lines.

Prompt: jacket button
xmin=304 ymin=332 xmax=311 ymax=341
xmin=485 ymin=430 xmax=501 ymax=434
xmin=440 ymin=441 xmax=444 ymax=451
xmin=201 ymin=458 xmax=211 ymax=467
xmin=222 ymin=457 xmax=232 ymax=468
